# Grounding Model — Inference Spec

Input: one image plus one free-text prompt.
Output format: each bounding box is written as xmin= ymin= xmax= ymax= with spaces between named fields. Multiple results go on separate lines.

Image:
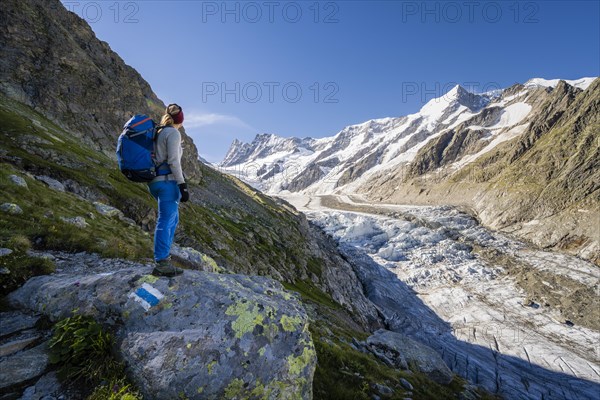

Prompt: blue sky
xmin=62 ymin=1 xmax=599 ymax=162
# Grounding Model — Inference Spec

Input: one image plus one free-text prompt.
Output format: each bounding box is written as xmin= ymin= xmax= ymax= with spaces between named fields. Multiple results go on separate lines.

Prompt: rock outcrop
xmin=365 ymin=329 xmax=453 ymax=385
xmin=0 ymin=342 xmax=49 ymax=391
xmin=8 ymin=267 xmax=316 ymax=399
xmin=0 ymin=311 xmax=58 ymax=397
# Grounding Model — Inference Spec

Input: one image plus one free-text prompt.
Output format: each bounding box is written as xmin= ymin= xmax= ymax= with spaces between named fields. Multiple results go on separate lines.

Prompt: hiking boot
xmin=152 ymin=258 xmax=183 ymax=277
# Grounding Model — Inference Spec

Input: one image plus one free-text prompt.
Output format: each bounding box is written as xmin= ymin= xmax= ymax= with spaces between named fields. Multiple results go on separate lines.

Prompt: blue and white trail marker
xmin=128 ymin=282 xmax=165 ymax=311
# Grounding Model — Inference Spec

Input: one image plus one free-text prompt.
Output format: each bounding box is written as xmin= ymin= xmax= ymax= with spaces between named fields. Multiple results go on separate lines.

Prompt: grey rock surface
xmin=367 ymin=329 xmax=453 ymax=385
xmin=93 ymin=202 xmax=123 ymax=218
xmin=9 ymin=174 xmax=28 ymax=188
xmin=63 ymin=179 xmax=103 ymax=202
xmin=0 ymin=334 xmax=41 ymax=357
xmin=170 ymin=244 xmax=224 ymax=273
xmin=8 ymin=267 xmax=316 ymax=399
xmin=1 ymin=203 xmax=23 ymax=215
xmin=399 ymin=378 xmax=413 ymax=391
xmin=19 ymin=372 xmax=63 ymax=400
xmin=372 ymin=382 xmax=394 ymax=395
xmin=0 ymin=342 xmax=49 ymax=390
xmin=58 ymin=216 xmax=88 ymax=228
xmin=34 ymin=176 xmax=65 ymax=192
xmin=0 ymin=312 xmax=40 ymax=337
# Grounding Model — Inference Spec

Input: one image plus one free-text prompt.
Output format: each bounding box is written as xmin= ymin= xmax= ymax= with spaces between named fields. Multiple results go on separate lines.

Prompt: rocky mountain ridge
xmin=365 ymin=79 xmax=600 ymax=264
xmin=0 ymin=0 xmax=202 ymax=182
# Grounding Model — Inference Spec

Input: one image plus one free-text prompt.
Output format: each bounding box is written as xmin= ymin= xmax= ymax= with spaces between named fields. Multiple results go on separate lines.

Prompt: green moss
xmin=86 ymin=378 xmax=143 ymax=400
xmin=145 ymin=98 xmax=159 ymax=112
xmin=280 ymin=315 xmax=303 ymax=332
xmin=225 ymin=300 xmax=271 ymax=339
xmin=287 ymin=345 xmax=316 ymax=376
xmin=250 ymin=382 xmax=266 ymax=397
xmin=207 ymin=360 xmax=217 ymax=374
xmin=7 ymin=234 xmax=31 ymax=252
xmin=223 ymin=378 xmax=305 ymax=400
xmin=177 ymin=391 xmax=189 ymax=400
xmin=224 ymin=378 xmax=245 ymax=399
xmin=136 ymin=275 xmax=159 ymax=285
xmin=282 ymin=280 xmax=341 ymax=310
xmin=198 ymin=252 xmax=225 ymax=273
xmin=306 ymin=257 xmax=323 ymax=278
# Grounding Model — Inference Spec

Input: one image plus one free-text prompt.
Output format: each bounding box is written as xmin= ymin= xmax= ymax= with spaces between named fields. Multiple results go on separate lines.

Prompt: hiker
xmin=148 ymin=103 xmax=190 ymax=277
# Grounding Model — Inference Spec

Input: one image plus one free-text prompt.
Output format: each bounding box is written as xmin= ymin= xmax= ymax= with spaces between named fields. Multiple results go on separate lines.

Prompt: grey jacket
xmin=150 ymin=126 xmax=185 ymax=184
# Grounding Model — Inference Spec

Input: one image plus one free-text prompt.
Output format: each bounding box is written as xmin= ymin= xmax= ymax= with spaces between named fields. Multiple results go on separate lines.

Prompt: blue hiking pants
xmin=148 ymin=180 xmax=181 ymax=262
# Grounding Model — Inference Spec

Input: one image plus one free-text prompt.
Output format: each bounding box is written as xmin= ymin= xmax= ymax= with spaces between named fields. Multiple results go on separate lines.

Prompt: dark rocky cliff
xmin=0 ymin=0 xmax=202 ymax=182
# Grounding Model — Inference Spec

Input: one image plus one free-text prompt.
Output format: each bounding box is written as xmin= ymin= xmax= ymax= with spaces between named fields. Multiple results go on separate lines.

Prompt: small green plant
xmin=0 ymin=251 xmax=55 ymax=297
xmin=49 ymin=315 xmax=121 ymax=383
xmin=50 ymin=315 xmax=142 ymax=400
xmin=87 ymin=378 xmax=143 ymax=400
xmin=7 ymin=234 xmax=32 ymax=252
xmin=49 ymin=315 xmax=143 ymax=399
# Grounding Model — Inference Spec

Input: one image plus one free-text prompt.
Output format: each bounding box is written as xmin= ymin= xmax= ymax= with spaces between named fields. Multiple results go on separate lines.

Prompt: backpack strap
xmin=153 ymin=125 xmax=166 ymax=141
xmin=129 ymin=116 xmax=153 ymax=129
xmin=152 ymin=125 xmax=172 ymax=176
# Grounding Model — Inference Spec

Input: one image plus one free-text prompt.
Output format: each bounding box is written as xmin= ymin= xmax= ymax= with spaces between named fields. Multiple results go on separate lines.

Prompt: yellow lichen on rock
xmin=225 ymin=300 xmax=273 ymax=339
xmin=280 ymin=315 xmax=303 ymax=332
xmin=287 ymin=345 xmax=316 ymax=376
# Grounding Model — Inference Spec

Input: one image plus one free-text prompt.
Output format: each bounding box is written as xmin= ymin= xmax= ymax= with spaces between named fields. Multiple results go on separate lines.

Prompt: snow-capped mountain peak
xmin=524 ymin=77 xmax=596 ymax=90
xmin=416 ymin=84 xmax=490 ymax=132
xmin=220 ymin=133 xmax=315 ymax=167
xmin=423 ymin=84 xmax=486 ymax=110
xmin=220 ymin=77 xmax=597 ymax=196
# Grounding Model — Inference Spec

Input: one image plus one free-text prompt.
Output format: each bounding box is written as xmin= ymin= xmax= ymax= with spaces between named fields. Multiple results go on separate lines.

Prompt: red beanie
xmin=167 ymin=103 xmax=184 ymax=124
xmin=172 ymin=109 xmax=184 ymax=124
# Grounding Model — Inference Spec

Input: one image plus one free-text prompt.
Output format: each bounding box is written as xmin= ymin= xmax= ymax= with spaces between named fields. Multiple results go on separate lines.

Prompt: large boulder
xmin=366 ymin=329 xmax=453 ymax=385
xmin=8 ymin=267 xmax=316 ymax=399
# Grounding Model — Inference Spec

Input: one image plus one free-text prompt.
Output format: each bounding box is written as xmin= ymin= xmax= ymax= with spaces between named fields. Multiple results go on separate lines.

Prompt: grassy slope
xmin=0 ymin=96 xmax=154 ymax=259
xmin=0 ymin=94 xmax=495 ymax=399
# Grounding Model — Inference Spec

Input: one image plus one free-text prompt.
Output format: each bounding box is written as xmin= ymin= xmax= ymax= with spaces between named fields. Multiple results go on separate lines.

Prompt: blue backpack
xmin=116 ymin=115 xmax=171 ymax=182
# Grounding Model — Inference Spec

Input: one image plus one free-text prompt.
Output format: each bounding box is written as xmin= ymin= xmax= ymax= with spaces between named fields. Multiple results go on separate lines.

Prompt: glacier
xmin=280 ymin=194 xmax=600 ymax=400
